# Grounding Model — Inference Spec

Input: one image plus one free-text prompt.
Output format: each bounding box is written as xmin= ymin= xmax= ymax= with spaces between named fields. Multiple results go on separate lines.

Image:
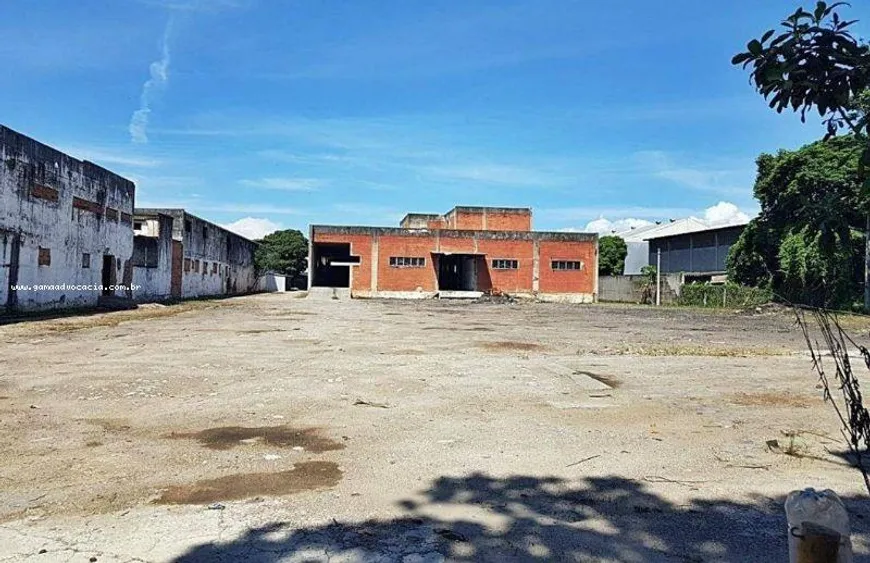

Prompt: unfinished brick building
xmin=310 ymin=206 xmax=598 ymax=301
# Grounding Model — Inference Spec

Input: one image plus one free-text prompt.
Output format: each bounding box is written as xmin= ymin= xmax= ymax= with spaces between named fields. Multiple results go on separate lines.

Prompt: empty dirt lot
xmin=1 ymin=294 xmax=869 ymax=562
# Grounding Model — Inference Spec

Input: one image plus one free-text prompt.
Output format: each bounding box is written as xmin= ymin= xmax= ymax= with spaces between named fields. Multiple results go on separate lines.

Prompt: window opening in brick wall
xmin=551 ymin=260 xmax=583 ymax=271
xmin=389 ymin=256 xmax=426 ymax=268
xmin=492 ymin=259 xmax=518 ymax=270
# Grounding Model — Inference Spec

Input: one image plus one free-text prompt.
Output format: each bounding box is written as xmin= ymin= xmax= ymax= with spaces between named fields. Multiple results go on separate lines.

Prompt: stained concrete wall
xmin=0 ymin=125 xmax=135 ymax=313
xmin=259 ymin=273 xmax=287 ymax=292
xmin=132 ymin=214 xmax=173 ymax=301
xmin=599 ymin=273 xmax=681 ymax=304
xmin=135 ymin=208 xmax=257 ymax=300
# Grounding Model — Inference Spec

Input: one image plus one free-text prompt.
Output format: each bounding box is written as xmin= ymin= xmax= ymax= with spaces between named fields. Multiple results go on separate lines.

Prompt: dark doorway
xmin=436 ymin=254 xmax=480 ymax=291
xmin=312 ymin=243 xmax=359 ymax=287
xmin=102 ymin=254 xmax=115 ymax=296
xmin=170 ymin=241 xmax=183 ymax=298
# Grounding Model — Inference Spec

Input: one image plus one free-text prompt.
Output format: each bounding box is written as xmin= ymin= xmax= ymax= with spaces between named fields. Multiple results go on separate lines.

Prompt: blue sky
xmin=2 ymin=0 xmax=857 ymax=239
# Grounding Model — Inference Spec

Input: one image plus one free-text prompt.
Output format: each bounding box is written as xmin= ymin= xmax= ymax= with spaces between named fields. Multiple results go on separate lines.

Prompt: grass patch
xmin=478 ymin=341 xmax=545 ymax=352
xmin=602 ymin=344 xmax=790 ymax=357
xmin=730 ymin=392 xmax=814 ymax=408
xmin=6 ymin=302 xmax=219 ymax=335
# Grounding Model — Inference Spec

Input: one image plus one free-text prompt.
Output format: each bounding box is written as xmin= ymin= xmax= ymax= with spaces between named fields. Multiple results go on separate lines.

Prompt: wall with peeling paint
xmin=134 ymin=208 xmax=258 ymax=300
xmin=0 ymin=125 xmax=135 ymax=314
xmin=132 ymin=214 xmax=174 ymax=301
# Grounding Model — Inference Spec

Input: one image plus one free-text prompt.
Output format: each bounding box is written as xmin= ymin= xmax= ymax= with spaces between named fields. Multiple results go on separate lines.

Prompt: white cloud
xmin=240 ymin=177 xmax=323 ymax=191
xmin=220 ymin=217 xmax=283 ymax=240
xmin=584 ymin=217 xmax=654 ymax=234
xmin=60 ymin=146 xmax=161 ymax=168
xmin=139 ymin=0 xmax=248 ymax=10
xmin=574 ymin=201 xmax=752 ymax=235
xmin=700 ymin=201 xmax=750 ymax=227
xmin=129 ymin=21 xmax=172 ymax=143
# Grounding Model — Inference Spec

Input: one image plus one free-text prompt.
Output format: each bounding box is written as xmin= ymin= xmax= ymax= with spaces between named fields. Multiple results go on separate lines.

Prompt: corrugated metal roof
xmin=643 ymin=220 xmax=748 ymax=241
xmin=616 ymin=218 xmax=708 ymax=242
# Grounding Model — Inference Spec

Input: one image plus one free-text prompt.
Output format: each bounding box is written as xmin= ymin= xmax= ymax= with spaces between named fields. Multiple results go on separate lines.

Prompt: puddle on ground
xmin=168 ymin=425 xmax=346 ymax=452
xmin=154 ymin=461 xmax=342 ymax=504
xmin=478 ymin=341 xmax=544 ymax=352
xmin=574 ymin=371 xmax=622 ymax=389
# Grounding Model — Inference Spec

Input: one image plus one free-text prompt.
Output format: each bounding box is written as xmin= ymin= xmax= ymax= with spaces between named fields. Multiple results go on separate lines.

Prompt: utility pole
xmin=656 ymin=247 xmax=661 ymax=306
xmin=865 ymin=214 xmax=870 ymax=312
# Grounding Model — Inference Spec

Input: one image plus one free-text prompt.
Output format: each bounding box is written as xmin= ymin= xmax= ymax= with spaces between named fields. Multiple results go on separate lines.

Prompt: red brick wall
xmin=376 ymin=234 xmax=437 ymax=291
xmin=450 ymin=211 xmax=484 ymax=230
xmin=313 ymin=230 xmax=596 ymax=296
xmin=476 ymin=239 xmax=534 ymax=292
xmin=445 ymin=210 xmax=531 ymax=231
xmin=486 ymin=212 xmax=531 ymax=231
xmin=538 ymin=240 xmax=596 ymax=294
xmin=314 ymin=233 xmax=373 ymax=291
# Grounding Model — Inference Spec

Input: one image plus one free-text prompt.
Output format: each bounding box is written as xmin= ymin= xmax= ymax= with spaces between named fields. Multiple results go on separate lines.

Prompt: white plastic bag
xmin=785 ymin=488 xmax=852 ymax=563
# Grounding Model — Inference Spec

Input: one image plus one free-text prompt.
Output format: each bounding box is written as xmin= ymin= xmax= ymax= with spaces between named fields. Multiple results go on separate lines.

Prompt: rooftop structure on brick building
xmin=310 ymin=206 xmax=598 ymax=302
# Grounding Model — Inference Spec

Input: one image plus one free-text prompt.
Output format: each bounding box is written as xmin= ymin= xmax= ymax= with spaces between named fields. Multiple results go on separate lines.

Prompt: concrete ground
xmin=0 ymin=294 xmax=868 ymax=562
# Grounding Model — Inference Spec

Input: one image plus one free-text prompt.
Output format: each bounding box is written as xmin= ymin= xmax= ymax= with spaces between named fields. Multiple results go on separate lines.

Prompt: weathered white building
xmin=132 ymin=209 xmax=258 ymax=300
xmin=1 ymin=125 xmax=135 ymax=314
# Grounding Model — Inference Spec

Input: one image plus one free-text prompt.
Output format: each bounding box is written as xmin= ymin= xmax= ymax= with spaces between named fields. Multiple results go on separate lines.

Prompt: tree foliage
xmin=254 ymin=229 xmax=308 ymax=277
xmin=732 ymin=2 xmax=869 ymax=139
xmin=598 ymin=236 xmax=628 ymax=276
xmin=727 ymin=136 xmax=865 ymax=307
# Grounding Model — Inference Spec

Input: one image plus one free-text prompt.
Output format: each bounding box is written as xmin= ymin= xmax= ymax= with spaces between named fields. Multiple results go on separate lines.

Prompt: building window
xmin=185 ymin=220 xmax=192 ymax=234
xmin=551 ymin=260 xmax=583 ymax=271
xmin=82 ymin=253 xmax=90 ymax=269
xmin=389 ymin=256 xmax=426 ymax=268
xmin=133 ymin=221 xmax=143 ymax=230
xmin=203 ymin=226 xmax=208 ymax=240
xmin=184 ymin=258 xmax=191 ymax=273
xmin=212 ymin=262 xmax=218 ymax=274
xmin=38 ymin=247 xmax=51 ymax=266
xmin=194 ymin=260 xmax=200 ymax=273
xmin=492 ymin=259 xmax=519 ymax=270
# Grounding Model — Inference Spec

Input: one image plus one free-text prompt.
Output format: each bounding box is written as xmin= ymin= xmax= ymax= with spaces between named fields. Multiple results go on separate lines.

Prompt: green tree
xmin=733 ymin=2 xmax=870 ymax=307
xmin=254 ymin=229 xmax=309 ymax=277
xmin=732 ymin=2 xmax=869 ymax=147
xmin=598 ymin=235 xmax=628 ymax=276
xmin=727 ymin=136 xmax=865 ymax=306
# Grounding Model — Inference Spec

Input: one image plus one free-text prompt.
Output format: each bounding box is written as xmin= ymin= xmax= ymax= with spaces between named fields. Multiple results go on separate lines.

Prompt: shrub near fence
xmin=677 ymin=282 xmax=772 ymax=308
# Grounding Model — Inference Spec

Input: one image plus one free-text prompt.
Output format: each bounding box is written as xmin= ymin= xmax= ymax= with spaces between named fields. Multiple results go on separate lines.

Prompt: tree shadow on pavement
xmin=171 ymin=473 xmax=870 ymax=562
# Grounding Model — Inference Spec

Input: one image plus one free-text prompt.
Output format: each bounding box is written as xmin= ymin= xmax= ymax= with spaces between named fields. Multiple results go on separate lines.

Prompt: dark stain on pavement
xmin=154 ymin=461 xmax=342 ymax=504
xmin=168 ymin=425 xmax=346 ymax=452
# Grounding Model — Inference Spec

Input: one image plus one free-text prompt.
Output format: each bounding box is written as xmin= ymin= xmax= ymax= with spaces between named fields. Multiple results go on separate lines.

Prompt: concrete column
xmin=532 ymin=240 xmax=540 ymax=292
xmin=593 ymin=237 xmax=599 ymax=302
xmin=371 ymin=234 xmax=379 ymax=292
xmin=307 ymin=229 xmax=314 ymax=290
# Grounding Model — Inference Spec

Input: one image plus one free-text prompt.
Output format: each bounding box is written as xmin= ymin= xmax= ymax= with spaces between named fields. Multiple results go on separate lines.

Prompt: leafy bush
xmin=598 ymin=236 xmax=628 ymax=276
xmin=678 ymin=282 xmax=772 ymax=308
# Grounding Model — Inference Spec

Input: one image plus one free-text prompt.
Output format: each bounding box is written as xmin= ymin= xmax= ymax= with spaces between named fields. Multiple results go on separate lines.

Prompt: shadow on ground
xmin=171 ymin=473 xmax=870 ymax=562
